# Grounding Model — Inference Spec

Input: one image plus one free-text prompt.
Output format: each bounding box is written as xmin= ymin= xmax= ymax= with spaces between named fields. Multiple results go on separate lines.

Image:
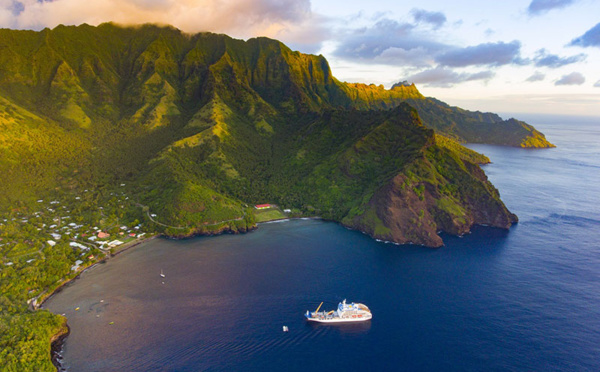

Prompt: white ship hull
xmin=305 ymin=300 xmax=372 ymax=323
xmin=306 ymin=314 xmax=372 ymax=323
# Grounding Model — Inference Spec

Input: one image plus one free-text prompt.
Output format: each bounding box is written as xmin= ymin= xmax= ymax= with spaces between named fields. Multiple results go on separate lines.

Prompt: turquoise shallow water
xmin=45 ymin=118 xmax=600 ymax=371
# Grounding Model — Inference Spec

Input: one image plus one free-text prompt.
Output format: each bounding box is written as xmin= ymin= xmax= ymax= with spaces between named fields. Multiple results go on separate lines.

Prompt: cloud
xmin=332 ymin=18 xmax=448 ymax=67
xmin=526 ymin=71 xmax=546 ymax=82
xmin=333 ymin=17 xmax=530 ymax=71
xmin=0 ymin=0 xmax=329 ymax=51
xmin=527 ymin=0 xmax=577 ymax=16
xmin=555 ymin=72 xmax=585 ymax=85
xmin=411 ymin=9 xmax=446 ymax=29
xmin=0 ymin=4 xmax=13 ymax=26
xmin=272 ymin=14 xmax=333 ymax=54
xmin=533 ymin=49 xmax=586 ymax=68
xmin=435 ymin=41 xmax=523 ymax=67
xmin=404 ymin=66 xmax=494 ymax=88
xmin=594 ymin=80 xmax=600 ymax=87
xmin=376 ymin=46 xmax=433 ymax=66
xmin=569 ymin=22 xmax=600 ymax=48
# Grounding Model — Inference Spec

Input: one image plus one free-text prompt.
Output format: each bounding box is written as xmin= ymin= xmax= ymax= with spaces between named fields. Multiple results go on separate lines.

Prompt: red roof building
xmin=254 ymin=204 xmax=272 ymax=209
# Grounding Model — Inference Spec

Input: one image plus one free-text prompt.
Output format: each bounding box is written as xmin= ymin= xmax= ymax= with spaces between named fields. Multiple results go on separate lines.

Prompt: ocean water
xmin=44 ymin=117 xmax=600 ymax=371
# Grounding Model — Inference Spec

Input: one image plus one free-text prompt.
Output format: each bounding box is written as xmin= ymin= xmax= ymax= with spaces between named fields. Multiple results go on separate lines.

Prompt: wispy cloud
xmin=555 ymin=72 xmax=585 ymax=85
xmin=404 ymin=66 xmax=494 ymax=88
xmin=569 ymin=22 xmax=600 ymax=48
xmin=533 ymin=49 xmax=586 ymax=68
xmin=526 ymin=71 xmax=546 ymax=82
xmin=435 ymin=41 xmax=523 ymax=67
xmin=411 ymin=9 xmax=446 ymax=29
xmin=527 ymin=0 xmax=577 ymax=16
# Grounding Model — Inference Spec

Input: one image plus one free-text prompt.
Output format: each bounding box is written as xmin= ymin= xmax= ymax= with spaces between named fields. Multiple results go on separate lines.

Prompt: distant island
xmin=0 ymin=23 xmax=554 ymax=370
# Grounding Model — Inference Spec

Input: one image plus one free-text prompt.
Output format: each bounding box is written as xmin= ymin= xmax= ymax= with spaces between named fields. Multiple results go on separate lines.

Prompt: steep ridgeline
xmin=389 ymin=96 xmax=554 ymax=148
xmin=336 ymin=83 xmax=554 ymax=148
xmin=0 ymin=23 xmax=526 ymax=246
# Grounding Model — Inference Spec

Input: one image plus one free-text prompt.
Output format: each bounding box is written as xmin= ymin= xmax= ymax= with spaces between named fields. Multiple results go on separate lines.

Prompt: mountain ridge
xmin=0 ymin=22 xmax=537 ymax=247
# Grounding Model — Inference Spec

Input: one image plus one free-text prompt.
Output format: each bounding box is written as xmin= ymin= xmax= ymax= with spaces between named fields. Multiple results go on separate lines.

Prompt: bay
xmin=45 ymin=117 xmax=600 ymax=371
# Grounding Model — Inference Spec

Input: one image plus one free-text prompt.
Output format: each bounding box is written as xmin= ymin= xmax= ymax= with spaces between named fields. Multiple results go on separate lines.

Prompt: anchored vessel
xmin=305 ymin=300 xmax=372 ymax=323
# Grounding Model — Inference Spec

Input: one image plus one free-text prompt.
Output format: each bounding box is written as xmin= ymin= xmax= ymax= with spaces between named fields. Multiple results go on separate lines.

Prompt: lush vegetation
xmin=0 ymin=23 xmax=540 ymax=370
xmin=434 ymin=134 xmax=491 ymax=164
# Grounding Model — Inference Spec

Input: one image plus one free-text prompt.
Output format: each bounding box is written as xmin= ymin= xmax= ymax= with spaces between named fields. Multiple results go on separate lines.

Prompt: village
xmin=0 ymin=185 xmax=153 ymax=274
xmin=1 ymin=192 xmax=300 ymax=275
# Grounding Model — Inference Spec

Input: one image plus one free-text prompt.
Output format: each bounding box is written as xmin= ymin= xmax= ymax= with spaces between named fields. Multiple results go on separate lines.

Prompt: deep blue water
xmin=45 ymin=117 xmax=600 ymax=371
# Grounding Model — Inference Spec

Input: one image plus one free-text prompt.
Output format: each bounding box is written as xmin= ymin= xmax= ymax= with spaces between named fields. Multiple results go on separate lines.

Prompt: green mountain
xmin=0 ymin=23 xmax=552 ymax=248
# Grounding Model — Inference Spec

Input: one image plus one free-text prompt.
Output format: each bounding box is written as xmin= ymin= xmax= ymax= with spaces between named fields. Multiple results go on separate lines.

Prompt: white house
xmin=70 ymin=242 xmax=88 ymax=250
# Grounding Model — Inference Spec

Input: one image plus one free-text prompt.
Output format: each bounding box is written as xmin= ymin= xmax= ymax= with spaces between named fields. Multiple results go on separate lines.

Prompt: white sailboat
xmin=160 ymin=269 xmax=165 ymax=278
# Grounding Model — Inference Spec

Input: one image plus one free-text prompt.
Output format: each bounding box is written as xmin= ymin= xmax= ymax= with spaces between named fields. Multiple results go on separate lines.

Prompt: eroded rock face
xmin=379 ymin=175 xmax=445 ymax=247
xmin=346 ymin=149 xmax=517 ymax=247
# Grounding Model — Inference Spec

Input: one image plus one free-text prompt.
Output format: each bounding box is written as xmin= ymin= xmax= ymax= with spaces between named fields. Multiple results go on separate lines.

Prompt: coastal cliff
xmin=347 ymin=154 xmax=517 ymax=247
xmin=338 ymin=112 xmax=516 ymax=247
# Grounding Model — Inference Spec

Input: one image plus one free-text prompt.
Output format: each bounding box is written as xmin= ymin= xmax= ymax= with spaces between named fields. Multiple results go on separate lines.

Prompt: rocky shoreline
xmin=50 ymin=322 xmax=70 ymax=371
xmin=164 ymin=223 xmax=257 ymax=240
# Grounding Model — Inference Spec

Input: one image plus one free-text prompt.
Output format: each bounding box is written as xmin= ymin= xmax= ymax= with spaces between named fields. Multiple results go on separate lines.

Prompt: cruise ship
xmin=305 ymin=299 xmax=372 ymax=323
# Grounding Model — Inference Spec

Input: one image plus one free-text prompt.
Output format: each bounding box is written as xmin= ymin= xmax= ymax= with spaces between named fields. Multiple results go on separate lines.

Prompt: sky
xmin=1 ymin=0 xmax=599 ymax=117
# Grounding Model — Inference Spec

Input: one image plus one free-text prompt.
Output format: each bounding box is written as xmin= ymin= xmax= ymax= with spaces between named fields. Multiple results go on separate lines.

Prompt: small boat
xmin=282 ymin=326 xmax=289 ymax=332
xmin=160 ymin=269 xmax=165 ymax=278
xmin=305 ymin=299 xmax=372 ymax=323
